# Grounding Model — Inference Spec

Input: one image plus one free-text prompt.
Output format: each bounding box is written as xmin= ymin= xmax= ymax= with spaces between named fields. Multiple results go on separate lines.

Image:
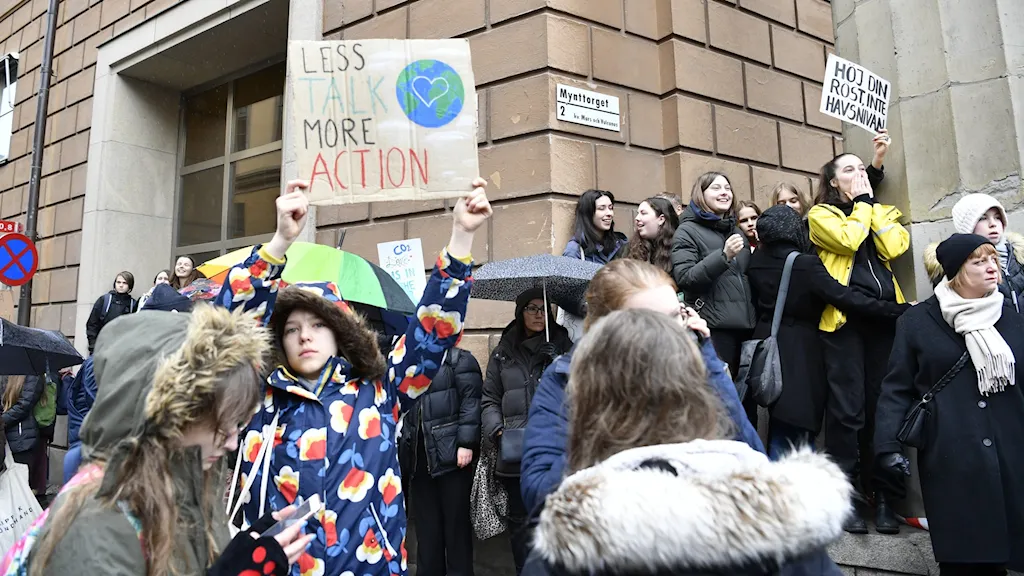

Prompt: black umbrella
xmin=0 ymin=318 xmax=83 ymax=375
xmin=470 ymin=254 xmax=603 ymax=341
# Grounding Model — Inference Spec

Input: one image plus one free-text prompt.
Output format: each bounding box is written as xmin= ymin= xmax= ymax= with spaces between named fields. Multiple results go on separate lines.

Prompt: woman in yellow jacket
xmin=808 ymin=136 xmax=910 ymax=536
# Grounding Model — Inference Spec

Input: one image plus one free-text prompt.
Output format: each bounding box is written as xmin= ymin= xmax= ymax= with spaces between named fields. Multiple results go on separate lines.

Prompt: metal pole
xmin=17 ymin=0 xmax=60 ymax=326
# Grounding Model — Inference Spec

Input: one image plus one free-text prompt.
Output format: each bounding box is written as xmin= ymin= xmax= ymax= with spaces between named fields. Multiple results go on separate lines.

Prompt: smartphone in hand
xmin=261 ymin=494 xmax=323 ymax=539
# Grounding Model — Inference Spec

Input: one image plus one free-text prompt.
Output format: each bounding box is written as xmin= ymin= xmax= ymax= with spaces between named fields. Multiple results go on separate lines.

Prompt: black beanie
xmin=936 ymin=233 xmax=991 ymax=280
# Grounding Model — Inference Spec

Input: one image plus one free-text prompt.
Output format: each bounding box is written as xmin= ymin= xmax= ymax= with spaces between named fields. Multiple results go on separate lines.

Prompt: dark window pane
xmin=229 ymin=150 xmax=281 ymax=239
xmin=179 ymin=250 xmax=221 ymax=267
xmin=178 ymin=167 xmax=224 ymax=246
xmin=233 ymin=62 xmax=285 ymax=152
xmin=184 ymin=84 xmax=227 ymax=165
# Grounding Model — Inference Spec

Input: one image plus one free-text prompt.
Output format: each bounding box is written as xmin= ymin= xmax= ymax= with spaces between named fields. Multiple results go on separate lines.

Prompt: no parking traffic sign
xmin=0 ymin=233 xmax=38 ymax=286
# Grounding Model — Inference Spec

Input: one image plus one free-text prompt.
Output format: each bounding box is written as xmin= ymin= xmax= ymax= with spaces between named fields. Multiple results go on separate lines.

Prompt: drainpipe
xmin=16 ymin=0 xmax=60 ymax=327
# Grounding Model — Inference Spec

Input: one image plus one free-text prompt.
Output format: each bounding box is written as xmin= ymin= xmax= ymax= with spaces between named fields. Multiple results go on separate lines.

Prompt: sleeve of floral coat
xmin=387 ymin=249 xmax=473 ymax=414
xmin=216 ymin=246 xmax=287 ymax=326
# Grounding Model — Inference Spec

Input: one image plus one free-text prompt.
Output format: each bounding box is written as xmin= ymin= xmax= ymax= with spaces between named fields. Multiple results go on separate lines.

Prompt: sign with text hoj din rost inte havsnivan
xmin=290 ymin=40 xmax=479 ymax=206
xmin=818 ymin=53 xmax=891 ymax=135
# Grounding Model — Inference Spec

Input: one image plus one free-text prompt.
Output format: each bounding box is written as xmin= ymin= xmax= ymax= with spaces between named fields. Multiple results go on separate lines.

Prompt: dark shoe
xmin=843 ymin=515 xmax=869 ymax=534
xmin=874 ymin=492 xmax=900 ymax=534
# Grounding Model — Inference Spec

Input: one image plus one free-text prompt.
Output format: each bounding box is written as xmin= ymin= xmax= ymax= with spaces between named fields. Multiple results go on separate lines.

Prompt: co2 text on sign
xmin=555 ymin=84 xmax=620 ymax=132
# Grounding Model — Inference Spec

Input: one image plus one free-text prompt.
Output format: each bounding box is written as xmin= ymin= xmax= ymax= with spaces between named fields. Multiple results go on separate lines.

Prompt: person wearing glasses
xmin=481 ymin=287 xmax=572 ymax=574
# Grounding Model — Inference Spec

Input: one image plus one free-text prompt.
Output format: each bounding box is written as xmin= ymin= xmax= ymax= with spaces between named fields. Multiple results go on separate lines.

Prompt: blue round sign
xmin=395 ymin=60 xmax=465 ymax=128
xmin=0 ymin=233 xmax=38 ymax=286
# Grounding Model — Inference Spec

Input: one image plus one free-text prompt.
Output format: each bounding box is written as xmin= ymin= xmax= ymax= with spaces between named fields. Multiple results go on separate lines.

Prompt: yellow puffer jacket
xmin=808 ymin=201 xmax=910 ymax=332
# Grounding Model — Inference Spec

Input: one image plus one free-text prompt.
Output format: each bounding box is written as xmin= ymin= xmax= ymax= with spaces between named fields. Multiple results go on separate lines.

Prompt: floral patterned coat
xmin=223 ymin=247 xmax=473 ymax=576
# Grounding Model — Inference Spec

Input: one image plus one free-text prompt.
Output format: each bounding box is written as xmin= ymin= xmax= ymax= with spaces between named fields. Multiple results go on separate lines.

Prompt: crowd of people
xmin=0 ymin=126 xmax=1020 ymax=576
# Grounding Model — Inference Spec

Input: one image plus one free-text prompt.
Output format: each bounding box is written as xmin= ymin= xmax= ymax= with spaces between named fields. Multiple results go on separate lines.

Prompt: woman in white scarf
xmin=874 ymin=233 xmax=1024 ymax=575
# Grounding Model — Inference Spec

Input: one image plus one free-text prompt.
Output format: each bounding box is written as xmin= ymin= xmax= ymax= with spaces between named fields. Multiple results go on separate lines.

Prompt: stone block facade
xmin=0 ymin=0 xmax=179 ymax=335
xmin=322 ymin=0 xmax=841 ymax=362
xmin=0 ymin=0 xmax=841 ymax=367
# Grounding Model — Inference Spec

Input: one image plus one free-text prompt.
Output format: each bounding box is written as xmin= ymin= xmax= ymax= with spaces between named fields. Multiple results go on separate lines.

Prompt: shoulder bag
xmin=896 ymin=351 xmax=969 ymax=449
xmin=736 ymin=252 xmax=798 ymax=407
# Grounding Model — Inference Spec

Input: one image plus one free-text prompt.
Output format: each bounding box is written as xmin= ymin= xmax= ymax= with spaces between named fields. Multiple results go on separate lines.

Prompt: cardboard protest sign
xmin=819 ymin=54 xmax=891 ymax=134
xmin=377 ymin=238 xmax=427 ymax=303
xmin=289 ymin=40 xmax=479 ymax=205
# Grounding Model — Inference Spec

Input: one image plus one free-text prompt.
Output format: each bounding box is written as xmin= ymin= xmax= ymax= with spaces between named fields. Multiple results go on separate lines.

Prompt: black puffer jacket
xmin=86 ymin=290 xmax=138 ymax=353
xmin=0 ymin=374 xmax=43 ymax=453
xmin=399 ymin=347 xmax=483 ymax=478
xmin=671 ymin=206 xmax=755 ymax=330
xmin=482 ymin=289 xmax=573 ymax=442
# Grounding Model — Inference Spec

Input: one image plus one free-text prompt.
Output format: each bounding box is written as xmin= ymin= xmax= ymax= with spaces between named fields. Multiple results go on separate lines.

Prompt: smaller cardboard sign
xmin=556 ymin=84 xmax=620 ymax=132
xmin=819 ymin=54 xmax=890 ymax=134
xmin=289 ymin=40 xmax=479 ymax=206
xmin=377 ymin=238 xmax=427 ymax=303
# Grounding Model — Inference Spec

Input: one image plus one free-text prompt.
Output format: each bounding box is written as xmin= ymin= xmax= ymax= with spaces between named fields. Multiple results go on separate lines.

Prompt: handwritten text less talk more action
xmin=297 ymin=44 xmax=429 ymax=192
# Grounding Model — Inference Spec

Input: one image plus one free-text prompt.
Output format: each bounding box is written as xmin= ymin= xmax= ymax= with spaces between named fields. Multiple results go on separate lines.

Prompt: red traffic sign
xmin=0 ymin=233 xmax=38 ymax=286
xmin=0 ymin=220 xmax=23 ymax=234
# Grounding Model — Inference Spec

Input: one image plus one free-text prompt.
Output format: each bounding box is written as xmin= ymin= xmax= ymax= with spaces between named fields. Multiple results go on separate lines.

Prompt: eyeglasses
xmin=523 ymin=305 xmax=546 ymax=315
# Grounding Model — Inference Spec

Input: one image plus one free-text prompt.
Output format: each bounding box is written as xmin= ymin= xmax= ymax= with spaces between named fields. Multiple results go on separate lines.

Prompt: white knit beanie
xmin=951 ymin=193 xmax=1007 ymax=236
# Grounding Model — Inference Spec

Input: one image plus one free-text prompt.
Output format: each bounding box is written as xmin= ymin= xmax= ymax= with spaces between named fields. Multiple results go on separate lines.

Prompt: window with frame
xmin=175 ymin=60 xmax=285 ymax=261
xmin=0 ymin=53 xmax=19 ymax=163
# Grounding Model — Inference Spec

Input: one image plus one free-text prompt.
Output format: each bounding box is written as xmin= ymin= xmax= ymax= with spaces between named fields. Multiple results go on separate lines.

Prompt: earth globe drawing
xmin=396 ymin=59 xmax=465 ymax=128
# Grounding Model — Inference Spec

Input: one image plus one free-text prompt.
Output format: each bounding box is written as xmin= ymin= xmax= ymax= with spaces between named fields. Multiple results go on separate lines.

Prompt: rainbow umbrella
xmin=179 ymin=278 xmax=222 ymax=302
xmin=198 ymin=242 xmax=417 ymax=315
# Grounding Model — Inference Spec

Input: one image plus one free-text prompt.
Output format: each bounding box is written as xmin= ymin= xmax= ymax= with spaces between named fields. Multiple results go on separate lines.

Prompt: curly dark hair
xmin=625 ymin=197 xmax=679 ymax=275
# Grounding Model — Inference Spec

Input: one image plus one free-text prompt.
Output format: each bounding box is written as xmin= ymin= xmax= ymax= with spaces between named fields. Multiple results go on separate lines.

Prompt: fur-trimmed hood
xmin=269 ymin=283 xmax=387 ymax=380
xmin=84 ymin=305 xmax=271 ymax=458
xmin=533 ymin=440 xmax=851 ymax=574
xmin=924 ymin=231 xmax=1024 ymax=286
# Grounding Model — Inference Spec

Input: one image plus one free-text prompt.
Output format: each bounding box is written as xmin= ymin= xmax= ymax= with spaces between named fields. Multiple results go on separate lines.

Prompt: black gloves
xmin=537 ymin=342 xmax=560 ymax=363
xmin=873 ymin=452 xmax=911 ymax=500
xmin=878 ymin=452 xmax=912 ymax=477
xmin=209 ymin=511 xmax=289 ymax=576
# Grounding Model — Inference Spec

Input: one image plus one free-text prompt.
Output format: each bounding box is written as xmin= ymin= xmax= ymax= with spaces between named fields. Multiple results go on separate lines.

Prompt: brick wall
xmin=0 ymin=0 xmax=180 ymax=339
xmin=0 ymin=0 xmax=841 ymax=361
xmin=323 ymin=0 xmax=841 ymax=364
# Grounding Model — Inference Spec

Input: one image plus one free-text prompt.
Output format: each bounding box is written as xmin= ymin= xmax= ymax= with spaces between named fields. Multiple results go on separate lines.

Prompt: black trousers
xmin=711 ymin=328 xmax=757 ymax=426
xmin=939 ymin=563 xmax=1006 ymax=576
xmin=821 ymin=317 xmax=896 ymax=496
xmin=411 ymin=444 xmax=475 ymax=576
xmin=499 ymin=476 xmax=530 ymax=576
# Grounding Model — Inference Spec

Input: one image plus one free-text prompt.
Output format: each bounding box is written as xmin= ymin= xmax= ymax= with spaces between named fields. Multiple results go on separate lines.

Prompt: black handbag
xmin=737 ymin=252 xmax=798 ymax=407
xmin=896 ymin=351 xmax=970 ymax=449
xmin=495 ymin=428 xmax=525 ymax=478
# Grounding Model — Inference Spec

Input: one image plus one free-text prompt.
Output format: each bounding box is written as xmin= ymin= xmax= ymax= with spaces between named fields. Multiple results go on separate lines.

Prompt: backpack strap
xmin=447 ymin=348 xmax=462 ymax=368
xmin=101 ymin=294 xmax=112 ymax=321
xmin=770 ymin=252 xmax=800 ymax=338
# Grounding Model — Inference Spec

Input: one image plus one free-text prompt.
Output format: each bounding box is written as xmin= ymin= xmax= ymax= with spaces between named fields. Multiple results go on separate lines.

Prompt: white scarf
xmin=934 ymin=280 xmax=1015 ymax=395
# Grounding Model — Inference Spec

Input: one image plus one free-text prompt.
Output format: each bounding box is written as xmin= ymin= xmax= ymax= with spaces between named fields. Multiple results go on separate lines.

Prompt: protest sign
xmin=289 ymin=40 xmax=479 ymax=206
xmin=377 ymin=239 xmax=426 ymax=303
xmin=819 ymin=54 xmax=890 ymax=134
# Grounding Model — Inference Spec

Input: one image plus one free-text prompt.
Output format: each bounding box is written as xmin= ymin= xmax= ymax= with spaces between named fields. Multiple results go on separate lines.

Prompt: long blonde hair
xmin=583 ymin=259 xmax=676 ymax=332
xmin=30 ymin=363 xmax=263 ymax=576
xmin=2 ymin=375 xmax=25 ymax=412
xmin=566 ymin=309 xmax=731 ymax=472
xmin=770 ymin=182 xmax=811 ymax=217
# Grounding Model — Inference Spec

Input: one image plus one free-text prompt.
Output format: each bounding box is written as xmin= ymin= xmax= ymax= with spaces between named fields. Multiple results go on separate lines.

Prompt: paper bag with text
xmin=289 ymin=40 xmax=479 ymax=205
